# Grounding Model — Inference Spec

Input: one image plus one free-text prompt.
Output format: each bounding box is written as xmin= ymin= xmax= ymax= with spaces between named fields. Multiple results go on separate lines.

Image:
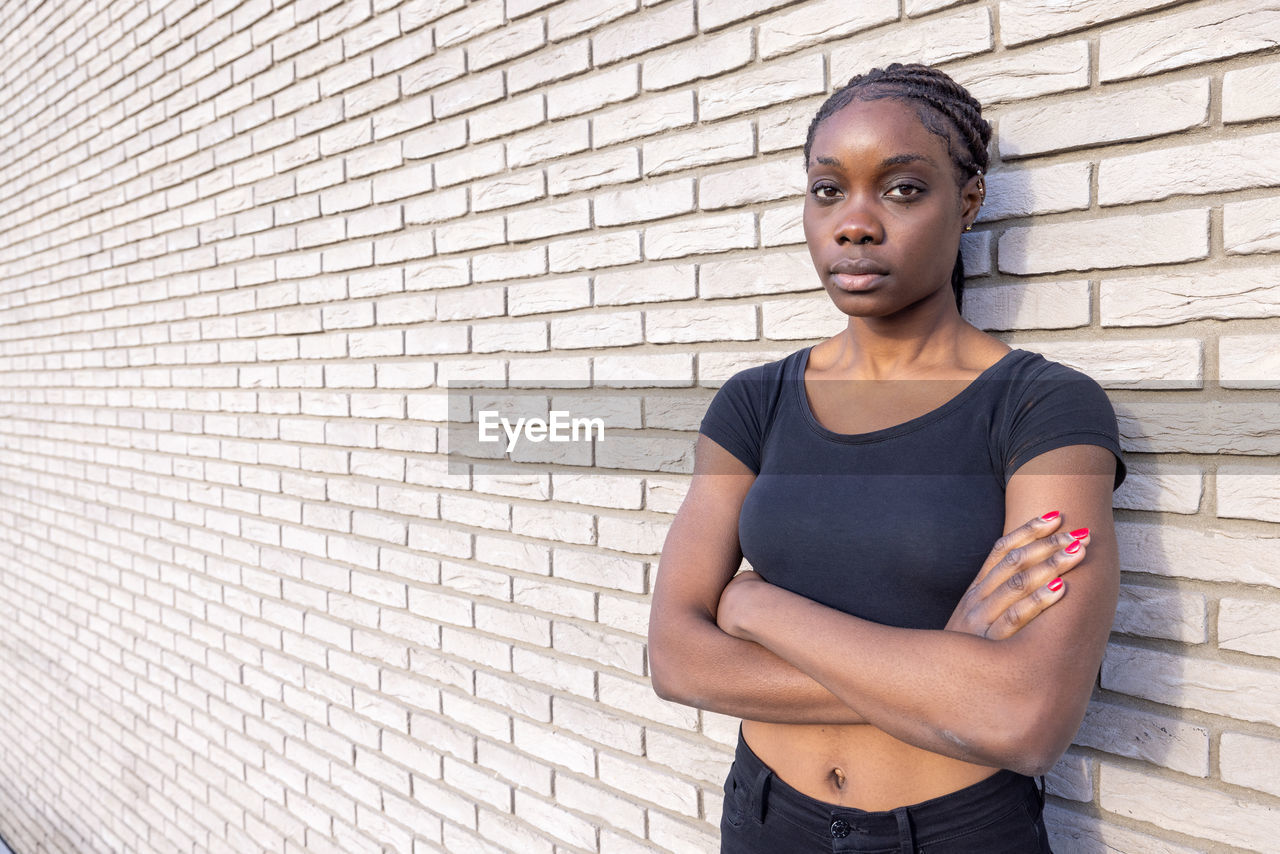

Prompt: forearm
xmin=648 ymin=609 xmax=867 ymax=724
xmin=731 ymin=585 xmax=1082 ymax=773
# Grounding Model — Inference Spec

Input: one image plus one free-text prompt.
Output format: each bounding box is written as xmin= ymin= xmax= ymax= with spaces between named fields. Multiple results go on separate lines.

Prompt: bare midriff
xmin=741 ymin=720 xmax=1001 ymax=811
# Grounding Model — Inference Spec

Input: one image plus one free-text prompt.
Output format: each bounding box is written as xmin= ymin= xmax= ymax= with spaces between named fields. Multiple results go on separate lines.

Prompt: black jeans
xmin=720 ymin=733 xmax=1053 ymax=853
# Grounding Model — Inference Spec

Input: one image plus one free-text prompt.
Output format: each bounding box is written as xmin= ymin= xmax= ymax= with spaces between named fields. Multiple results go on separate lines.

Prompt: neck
xmin=831 ymin=289 xmax=973 ymax=379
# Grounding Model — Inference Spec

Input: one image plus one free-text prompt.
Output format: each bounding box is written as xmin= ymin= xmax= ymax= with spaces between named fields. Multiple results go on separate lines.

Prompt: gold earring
xmin=964 ymin=223 xmax=973 ymax=232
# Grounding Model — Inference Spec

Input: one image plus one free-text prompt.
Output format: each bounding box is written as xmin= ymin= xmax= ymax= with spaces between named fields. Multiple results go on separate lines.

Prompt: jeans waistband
xmin=730 ymin=730 xmax=1044 ymax=850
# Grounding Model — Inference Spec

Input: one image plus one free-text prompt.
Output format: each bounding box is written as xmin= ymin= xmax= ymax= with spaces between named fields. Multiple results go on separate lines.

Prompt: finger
xmin=985 ymin=575 xmax=1068 ymax=641
xmin=977 ymin=538 xmax=1088 ymax=627
xmin=971 ymin=511 xmax=1065 ymax=586
xmin=975 ymin=528 xmax=1090 ymax=599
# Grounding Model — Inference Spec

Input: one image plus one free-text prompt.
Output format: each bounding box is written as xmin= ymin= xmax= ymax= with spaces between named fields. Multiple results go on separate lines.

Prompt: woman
xmin=648 ymin=64 xmax=1125 ymax=853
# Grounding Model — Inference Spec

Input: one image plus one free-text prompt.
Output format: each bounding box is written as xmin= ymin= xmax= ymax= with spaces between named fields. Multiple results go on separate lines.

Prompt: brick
xmin=466 ymin=16 xmax=546 ymax=71
xmin=595 ymin=178 xmax=695 ymax=226
xmin=508 ymin=276 xmax=592 ymax=315
xmin=998 ymin=79 xmax=1208 ymax=159
xmin=645 ymin=304 xmax=756 ymax=343
xmin=643 ymin=120 xmax=755 ymax=175
xmin=552 ymin=620 xmax=645 ymax=673
xmin=1112 ymin=583 xmax=1207 ymax=643
xmin=1099 ymin=130 xmax=1280 ymax=206
xmin=432 ymin=68 xmax=504 ymax=118
xmin=547 ymin=62 xmax=638 ymax=119
xmin=593 ymin=352 xmax=694 ymax=386
xmin=472 ymin=170 xmax=547 ymax=213
xmin=592 ymin=0 xmax=694 ymax=66
xmin=1217 ymin=469 xmax=1280 ymax=525
xmin=511 ymin=716 xmax=593 ymax=773
xmin=509 ymin=199 xmax=591 ymax=242
xmin=595 ymin=263 xmax=696 ymax=305
xmin=1224 ymin=59 xmax=1280 ymax=123
xmin=762 ymin=295 xmax=847 ymax=340
xmin=1102 ymin=643 xmax=1280 ymax=727
xmin=435 ymin=0 xmax=503 ymax=47
xmin=1076 ymin=701 xmax=1209 ymax=778
xmin=1224 ymin=196 xmax=1280 ymax=256
xmin=698 ymin=0 xmax=794 ymax=31
xmin=554 ymin=773 xmax=645 ymax=836
xmin=1100 ymin=265 xmax=1280 ymax=327
xmin=699 ymin=159 xmax=804 ymax=209
xmin=434 ymin=141 xmax=505 ymax=187
xmin=757 ymin=0 xmax=895 ymax=59
xmin=552 ymin=474 xmax=645 ymax=509
xmin=472 ymin=320 xmax=549 ymax=353
xmin=962 ymin=280 xmax=1090 ymax=332
xmin=597 ymin=753 xmax=698 ymax=814
xmin=548 ymin=0 xmax=636 ymax=39
xmin=472 ymin=245 xmax=547 ymax=282
xmin=999 ymin=0 xmax=1185 ymax=47
xmin=830 ymin=7 xmax=993 ymax=73
xmin=1219 ymin=598 xmax=1280 ymax=660
xmin=1099 ymin=762 xmax=1280 ymax=852
xmin=476 ymin=741 xmax=552 ymax=795
xmin=1013 ymin=338 xmax=1202 ymax=389
xmin=697 ymin=53 xmax=824 ymax=122
xmin=469 ymin=92 xmax=545 ymax=143
xmin=1118 ymin=520 xmax=1271 ymax=591
xmin=952 ymin=44 xmax=1088 ymax=108
xmin=975 ymin=162 xmax=1089 ymax=223
xmin=507 ymin=39 xmax=591 ymax=94
xmin=514 ymin=578 xmax=595 ymax=620
xmin=1044 ymin=802 xmax=1202 ymax=854
xmin=646 ymin=729 xmax=733 ymax=784
xmin=548 ymin=230 xmax=642 ymax=272
xmin=554 ymin=695 xmax=643 ymax=753
xmin=1100 ymin=0 xmax=1280 ymax=83
xmin=1221 ymin=334 xmax=1280 ymax=389
xmin=700 ymin=250 xmax=816 ymax=299
xmin=998 ymin=209 xmax=1208 ymax=275
xmin=512 ymin=791 xmax=596 ymax=849
xmin=592 ymin=90 xmax=696 ymax=147
xmin=1116 ymin=399 xmax=1280 ymax=455
xmin=1045 ymin=750 xmax=1091 ymax=802
xmin=906 ymin=0 xmax=966 ymax=13
xmin=1221 ymin=732 xmax=1280 ymax=798
xmin=1112 ymin=466 xmax=1202 ymax=514
xmin=645 ymin=212 xmax=754 ymax=260
xmin=550 ymin=311 xmax=643 ymax=349
xmin=641 ymin=27 xmax=751 ymax=91
xmin=548 ymin=148 xmax=641 ymax=195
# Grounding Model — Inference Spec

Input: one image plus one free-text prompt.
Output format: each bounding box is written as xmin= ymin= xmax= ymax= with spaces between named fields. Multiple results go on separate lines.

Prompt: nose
xmin=833 ymin=197 xmax=883 ymax=245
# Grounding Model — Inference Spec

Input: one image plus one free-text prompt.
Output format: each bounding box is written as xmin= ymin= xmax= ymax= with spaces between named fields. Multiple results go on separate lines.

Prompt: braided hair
xmin=803 ymin=64 xmax=992 ymax=311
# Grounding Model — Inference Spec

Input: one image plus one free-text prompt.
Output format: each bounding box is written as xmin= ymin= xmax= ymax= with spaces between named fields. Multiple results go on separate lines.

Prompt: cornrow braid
xmin=803 ymin=63 xmax=992 ymax=311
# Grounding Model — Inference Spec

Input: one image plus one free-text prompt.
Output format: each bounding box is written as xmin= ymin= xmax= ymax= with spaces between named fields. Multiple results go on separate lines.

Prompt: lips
xmin=831 ymin=258 xmax=889 ymax=276
xmin=829 ymin=257 xmax=888 ymax=292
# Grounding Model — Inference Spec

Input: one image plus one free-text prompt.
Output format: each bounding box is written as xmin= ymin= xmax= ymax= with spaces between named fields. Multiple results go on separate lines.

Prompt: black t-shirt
xmin=698 ymin=347 xmax=1127 ymax=630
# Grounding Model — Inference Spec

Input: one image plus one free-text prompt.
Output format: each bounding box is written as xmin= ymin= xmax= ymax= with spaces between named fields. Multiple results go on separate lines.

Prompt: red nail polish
xmin=1047 ymin=577 xmax=1063 ymax=592
xmin=1040 ymin=511 xmax=1060 ymax=521
xmin=1064 ymin=540 xmax=1082 ymax=555
xmin=1070 ymin=528 xmax=1089 ymax=539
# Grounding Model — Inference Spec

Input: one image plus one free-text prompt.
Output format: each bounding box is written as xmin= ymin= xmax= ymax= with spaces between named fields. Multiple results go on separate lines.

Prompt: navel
xmin=829 ymin=767 xmax=846 ymax=790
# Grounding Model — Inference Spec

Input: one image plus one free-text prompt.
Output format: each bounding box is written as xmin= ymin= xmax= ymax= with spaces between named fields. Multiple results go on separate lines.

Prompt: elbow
xmin=647 ymin=628 xmax=692 ymax=705
xmin=975 ymin=698 xmax=1079 ymax=777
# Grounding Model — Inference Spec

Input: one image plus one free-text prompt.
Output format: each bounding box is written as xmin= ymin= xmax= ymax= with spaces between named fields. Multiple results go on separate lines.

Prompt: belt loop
xmin=893 ymin=806 xmax=914 ymax=853
xmin=747 ymin=765 xmax=771 ymax=824
xmin=1035 ymin=774 xmax=1047 ymax=813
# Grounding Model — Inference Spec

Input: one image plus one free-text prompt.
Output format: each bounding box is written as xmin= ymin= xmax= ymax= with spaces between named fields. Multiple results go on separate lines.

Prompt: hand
xmin=716 ymin=569 xmax=770 ymax=641
xmin=945 ymin=513 xmax=1091 ymax=640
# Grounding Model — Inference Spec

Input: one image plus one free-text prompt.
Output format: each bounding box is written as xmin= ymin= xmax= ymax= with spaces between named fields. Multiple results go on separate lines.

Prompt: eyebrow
xmin=812 ymin=153 xmax=939 ymax=169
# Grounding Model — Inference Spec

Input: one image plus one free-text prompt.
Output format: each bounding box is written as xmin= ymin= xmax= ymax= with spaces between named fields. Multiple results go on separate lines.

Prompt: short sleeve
xmin=1003 ymin=362 xmax=1127 ymax=490
xmin=698 ymin=368 xmax=766 ymax=474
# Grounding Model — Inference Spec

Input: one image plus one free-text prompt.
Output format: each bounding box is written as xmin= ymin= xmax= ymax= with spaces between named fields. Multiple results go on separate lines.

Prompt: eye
xmin=886 ymin=183 xmax=925 ymax=198
xmin=810 ymin=181 xmax=842 ymax=201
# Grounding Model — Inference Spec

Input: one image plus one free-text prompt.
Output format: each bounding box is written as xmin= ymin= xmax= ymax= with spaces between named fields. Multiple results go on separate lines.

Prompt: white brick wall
xmin=0 ymin=1 xmax=1277 ymax=853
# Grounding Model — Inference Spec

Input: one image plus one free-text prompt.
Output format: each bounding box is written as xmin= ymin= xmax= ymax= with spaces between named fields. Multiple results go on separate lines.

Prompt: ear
xmin=960 ymin=171 xmax=985 ymax=229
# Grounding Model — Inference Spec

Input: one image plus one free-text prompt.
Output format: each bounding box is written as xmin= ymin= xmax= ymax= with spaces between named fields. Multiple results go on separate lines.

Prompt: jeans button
xmin=830 ymin=818 xmax=851 ymax=838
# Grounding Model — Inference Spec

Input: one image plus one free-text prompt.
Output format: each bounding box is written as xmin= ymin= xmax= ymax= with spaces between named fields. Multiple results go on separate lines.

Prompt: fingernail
xmin=1040 ymin=511 xmax=1060 ymax=521
xmin=1064 ymin=540 xmax=1082 ymax=555
xmin=1069 ymin=528 xmax=1089 ymax=539
xmin=1047 ymin=577 xmax=1064 ymax=592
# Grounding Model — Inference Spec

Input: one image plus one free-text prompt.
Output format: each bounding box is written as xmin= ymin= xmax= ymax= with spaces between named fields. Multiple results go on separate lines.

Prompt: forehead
xmin=808 ymin=98 xmax=955 ymax=170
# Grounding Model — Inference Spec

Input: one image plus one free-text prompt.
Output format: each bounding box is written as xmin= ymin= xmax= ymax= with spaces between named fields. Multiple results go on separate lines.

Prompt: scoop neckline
xmin=792 ymin=346 xmax=1027 ymax=443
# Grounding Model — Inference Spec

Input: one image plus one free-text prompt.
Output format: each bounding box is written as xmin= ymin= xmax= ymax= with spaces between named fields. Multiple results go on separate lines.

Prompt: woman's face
xmin=803 ymin=98 xmax=978 ymax=320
